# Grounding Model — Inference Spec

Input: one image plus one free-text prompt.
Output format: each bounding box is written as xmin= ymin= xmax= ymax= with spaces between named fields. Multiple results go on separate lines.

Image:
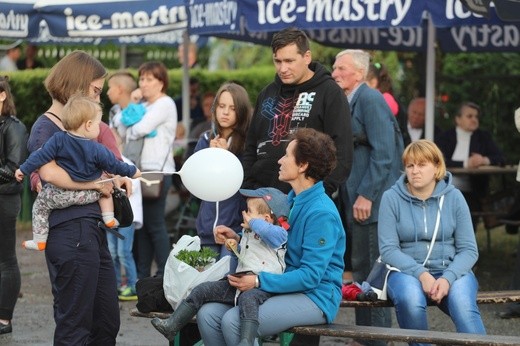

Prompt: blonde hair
xmin=61 ymin=94 xmax=101 ymax=131
xmin=247 ymin=198 xmax=277 ymax=224
xmin=402 ymin=139 xmax=446 ymax=181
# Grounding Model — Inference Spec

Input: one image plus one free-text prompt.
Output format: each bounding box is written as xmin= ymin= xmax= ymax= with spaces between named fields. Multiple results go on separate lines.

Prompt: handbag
xmin=368 ymin=195 xmax=445 ymax=300
xmin=140 ymin=147 xmax=171 ymax=200
xmin=112 ymin=185 xmax=134 ymax=228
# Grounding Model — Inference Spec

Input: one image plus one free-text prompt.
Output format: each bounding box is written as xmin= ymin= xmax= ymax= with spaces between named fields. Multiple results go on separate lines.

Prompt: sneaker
xmin=117 ymin=285 xmax=127 ymax=295
xmin=118 ymin=286 xmax=137 ymax=301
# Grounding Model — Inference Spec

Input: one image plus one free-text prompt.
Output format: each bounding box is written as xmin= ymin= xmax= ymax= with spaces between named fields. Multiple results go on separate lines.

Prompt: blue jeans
xmin=197 ymin=293 xmax=325 ymax=346
xmin=350 ymin=221 xmax=391 ymax=346
xmin=136 ymin=177 xmax=172 ymax=279
xmin=387 ymin=271 xmax=486 ymax=346
xmin=107 ymin=223 xmax=138 ymax=289
xmin=0 ymin=194 xmax=21 ymax=321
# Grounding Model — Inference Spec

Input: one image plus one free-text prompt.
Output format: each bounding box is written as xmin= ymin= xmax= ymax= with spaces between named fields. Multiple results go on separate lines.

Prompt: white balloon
xmin=177 ymin=147 xmax=243 ymax=202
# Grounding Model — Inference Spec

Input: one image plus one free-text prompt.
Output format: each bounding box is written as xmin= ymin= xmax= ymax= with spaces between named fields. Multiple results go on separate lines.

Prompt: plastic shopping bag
xmin=163 ymin=235 xmax=231 ymax=309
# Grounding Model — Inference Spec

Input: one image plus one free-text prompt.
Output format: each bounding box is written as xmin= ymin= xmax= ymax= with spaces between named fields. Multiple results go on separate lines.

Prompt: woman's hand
xmin=209 ymin=135 xmax=228 ymax=150
xmin=113 ymin=176 xmax=133 ymax=197
xmin=95 ymin=175 xmax=114 ymax=197
xmin=213 ymin=225 xmax=239 ymax=245
xmin=419 ymin=271 xmax=436 ymax=296
xmin=429 ymin=277 xmax=450 ymax=304
xmin=227 ymin=274 xmax=256 ymax=292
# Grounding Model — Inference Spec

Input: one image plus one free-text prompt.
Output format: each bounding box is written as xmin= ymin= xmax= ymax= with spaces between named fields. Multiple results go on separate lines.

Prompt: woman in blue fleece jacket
xmin=197 ymin=128 xmax=345 ymax=345
xmin=378 ymin=140 xmax=485 ymax=345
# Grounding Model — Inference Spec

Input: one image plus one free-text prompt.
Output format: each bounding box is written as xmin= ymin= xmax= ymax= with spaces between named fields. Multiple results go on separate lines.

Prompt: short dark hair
xmin=271 ymin=27 xmax=310 ymax=55
xmin=138 ymin=61 xmax=169 ymax=92
xmin=290 ymin=128 xmax=336 ymax=182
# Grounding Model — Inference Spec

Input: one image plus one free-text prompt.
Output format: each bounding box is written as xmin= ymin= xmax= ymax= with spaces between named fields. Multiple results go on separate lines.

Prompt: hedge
xmin=3 ymin=66 xmax=276 ymax=130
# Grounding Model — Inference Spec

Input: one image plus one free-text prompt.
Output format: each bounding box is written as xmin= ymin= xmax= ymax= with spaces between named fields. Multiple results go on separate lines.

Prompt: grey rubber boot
xmin=151 ymin=301 xmax=197 ymax=341
xmin=237 ymin=319 xmax=259 ymax=346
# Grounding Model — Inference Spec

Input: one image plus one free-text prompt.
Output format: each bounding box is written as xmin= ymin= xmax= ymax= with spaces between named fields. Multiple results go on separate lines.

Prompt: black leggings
xmin=0 ymin=194 xmax=21 ymax=321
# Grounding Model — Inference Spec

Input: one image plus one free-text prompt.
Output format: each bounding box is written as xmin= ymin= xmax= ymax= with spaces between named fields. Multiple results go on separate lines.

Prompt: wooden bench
xmin=340 ymin=289 xmax=520 ymax=308
xmin=130 ymin=290 xmax=520 ymax=346
xmin=287 ymin=324 xmax=520 ymax=345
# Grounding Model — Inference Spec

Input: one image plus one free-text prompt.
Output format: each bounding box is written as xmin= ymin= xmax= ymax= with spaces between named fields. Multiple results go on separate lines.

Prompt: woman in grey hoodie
xmin=378 ymin=140 xmax=485 ymax=345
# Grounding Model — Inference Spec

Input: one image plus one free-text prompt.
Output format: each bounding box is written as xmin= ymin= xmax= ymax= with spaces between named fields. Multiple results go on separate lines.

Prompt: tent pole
xmin=425 ymin=15 xmax=436 ymax=141
xmin=120 ymin=44 xmax=126 ymax=69
xmin=181 ymin=30 xmax=191 ymax=135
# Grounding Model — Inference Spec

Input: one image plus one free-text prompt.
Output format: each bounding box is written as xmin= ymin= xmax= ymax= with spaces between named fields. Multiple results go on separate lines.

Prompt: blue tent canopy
xmin=185 ymin=0 xmax=520 ymax=140
xmin=186 ymin=0 xmax=520 ymax=52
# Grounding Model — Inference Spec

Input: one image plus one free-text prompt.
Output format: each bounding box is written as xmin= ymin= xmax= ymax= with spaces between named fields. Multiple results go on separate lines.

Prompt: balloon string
xmin=212 ymin=201 xmax=219 ymax=235
xmin=141 ymin=171 xmax=177 ymax=175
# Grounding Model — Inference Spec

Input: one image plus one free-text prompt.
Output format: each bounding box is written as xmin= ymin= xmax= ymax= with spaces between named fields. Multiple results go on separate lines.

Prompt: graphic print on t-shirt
xmin=261 ymin=92 xmax=316 ymax=146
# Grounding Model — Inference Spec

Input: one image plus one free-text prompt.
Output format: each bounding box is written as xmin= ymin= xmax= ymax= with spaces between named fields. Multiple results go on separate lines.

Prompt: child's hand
xmin=132 ymin=168 xmax=142 ymax=178
xmin=15 ymin=169 xmax=24 ymax=182
xmin=240 ymin=210 xmax=252 ymax=229
xmin=225 ymin=238 xmax=238 ymax=251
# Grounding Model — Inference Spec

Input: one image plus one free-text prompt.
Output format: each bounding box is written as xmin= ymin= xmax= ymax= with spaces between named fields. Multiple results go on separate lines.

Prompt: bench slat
xmin=288 ymin=324 xmax=520 ymax=346
xmin=340 ymin=290 xmax=520 ymax=308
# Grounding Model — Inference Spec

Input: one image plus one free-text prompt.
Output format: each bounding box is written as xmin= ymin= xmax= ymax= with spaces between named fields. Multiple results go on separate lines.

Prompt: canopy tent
xmin=186 ymin=0 xmax=520 ymax=140
xmin=0 ymin=0 xmax=200 ymax=130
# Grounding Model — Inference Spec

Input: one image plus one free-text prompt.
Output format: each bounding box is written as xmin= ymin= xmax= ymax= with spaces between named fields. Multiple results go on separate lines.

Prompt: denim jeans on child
xmin=107 ymin=223 xmax=138 ymax=289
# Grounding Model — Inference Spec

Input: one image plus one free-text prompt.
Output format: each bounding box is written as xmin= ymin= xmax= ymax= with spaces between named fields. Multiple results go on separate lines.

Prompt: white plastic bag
xmin=163 ymin=235 xmax=231 ymax=309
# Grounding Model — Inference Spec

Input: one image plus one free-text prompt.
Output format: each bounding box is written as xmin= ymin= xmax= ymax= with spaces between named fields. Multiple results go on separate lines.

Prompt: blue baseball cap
xmin=239 ymin=187 xmax=290 ymax=219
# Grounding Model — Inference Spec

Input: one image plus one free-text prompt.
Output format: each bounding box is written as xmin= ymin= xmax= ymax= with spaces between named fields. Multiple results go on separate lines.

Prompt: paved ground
xmin=1 ymin=219 xmax=519 ymax=345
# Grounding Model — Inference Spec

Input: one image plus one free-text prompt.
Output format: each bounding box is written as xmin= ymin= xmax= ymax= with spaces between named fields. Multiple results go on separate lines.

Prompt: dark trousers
xmin=0 ymin=194 xmax=21 ymax=321
xmin=187 ymin=280 xmax=271 ymax=321
xmin=137 ymin=177 xmax=172 ymax=279
xmin=46 ymin=218 xmax=120 ymax=346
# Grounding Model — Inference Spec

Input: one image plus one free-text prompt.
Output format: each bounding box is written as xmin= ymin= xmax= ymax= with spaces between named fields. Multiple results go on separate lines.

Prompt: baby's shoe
xmin=22 ymin=240 xmax=46 ymax=251
xmin=102 ymin=212 xmax=120 ymax=229
xmin=104 ymin=219 xmax=120 ymax=228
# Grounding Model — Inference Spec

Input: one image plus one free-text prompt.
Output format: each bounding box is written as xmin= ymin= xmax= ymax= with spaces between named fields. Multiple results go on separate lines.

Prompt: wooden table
xmin=449 ymin=165 xmax=518 ymax=251
xmin=449 ymin=165 xmax=517 ymax=175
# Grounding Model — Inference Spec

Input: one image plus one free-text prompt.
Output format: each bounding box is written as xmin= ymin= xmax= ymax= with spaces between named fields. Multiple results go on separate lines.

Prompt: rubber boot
xmin=237 ymin=319 xmax=259 ymax=346
xmin=151 ymin=301 xmax=197 ymax=341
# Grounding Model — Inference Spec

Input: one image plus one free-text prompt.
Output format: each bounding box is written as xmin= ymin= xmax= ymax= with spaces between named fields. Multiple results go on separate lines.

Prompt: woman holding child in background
xmin=124 ymin=61 xmax=177 ymax=280
xmin=0 ymin=76 xmax=28 ymax=335
xmin=27 ymin=50 xmax=131 ymax=345
xmin=193 ymin=82 xmax=251 ymax=259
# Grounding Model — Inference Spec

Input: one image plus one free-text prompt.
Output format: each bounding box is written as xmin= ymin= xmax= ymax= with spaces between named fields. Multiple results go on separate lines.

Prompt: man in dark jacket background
xmin=242 ymin=27 xmax=353 ymax=345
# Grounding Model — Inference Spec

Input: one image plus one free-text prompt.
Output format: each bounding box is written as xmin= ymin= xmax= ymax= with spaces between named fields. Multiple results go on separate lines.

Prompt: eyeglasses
xmin=90 ymin=84 xmax=103 ymax=97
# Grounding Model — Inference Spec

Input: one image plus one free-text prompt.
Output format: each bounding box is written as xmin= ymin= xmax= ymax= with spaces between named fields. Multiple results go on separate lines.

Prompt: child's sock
xmin=22 ymin=240 xmax=46 ymax=251
xmin=102 ymin=212 xmax=120 ymax=228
